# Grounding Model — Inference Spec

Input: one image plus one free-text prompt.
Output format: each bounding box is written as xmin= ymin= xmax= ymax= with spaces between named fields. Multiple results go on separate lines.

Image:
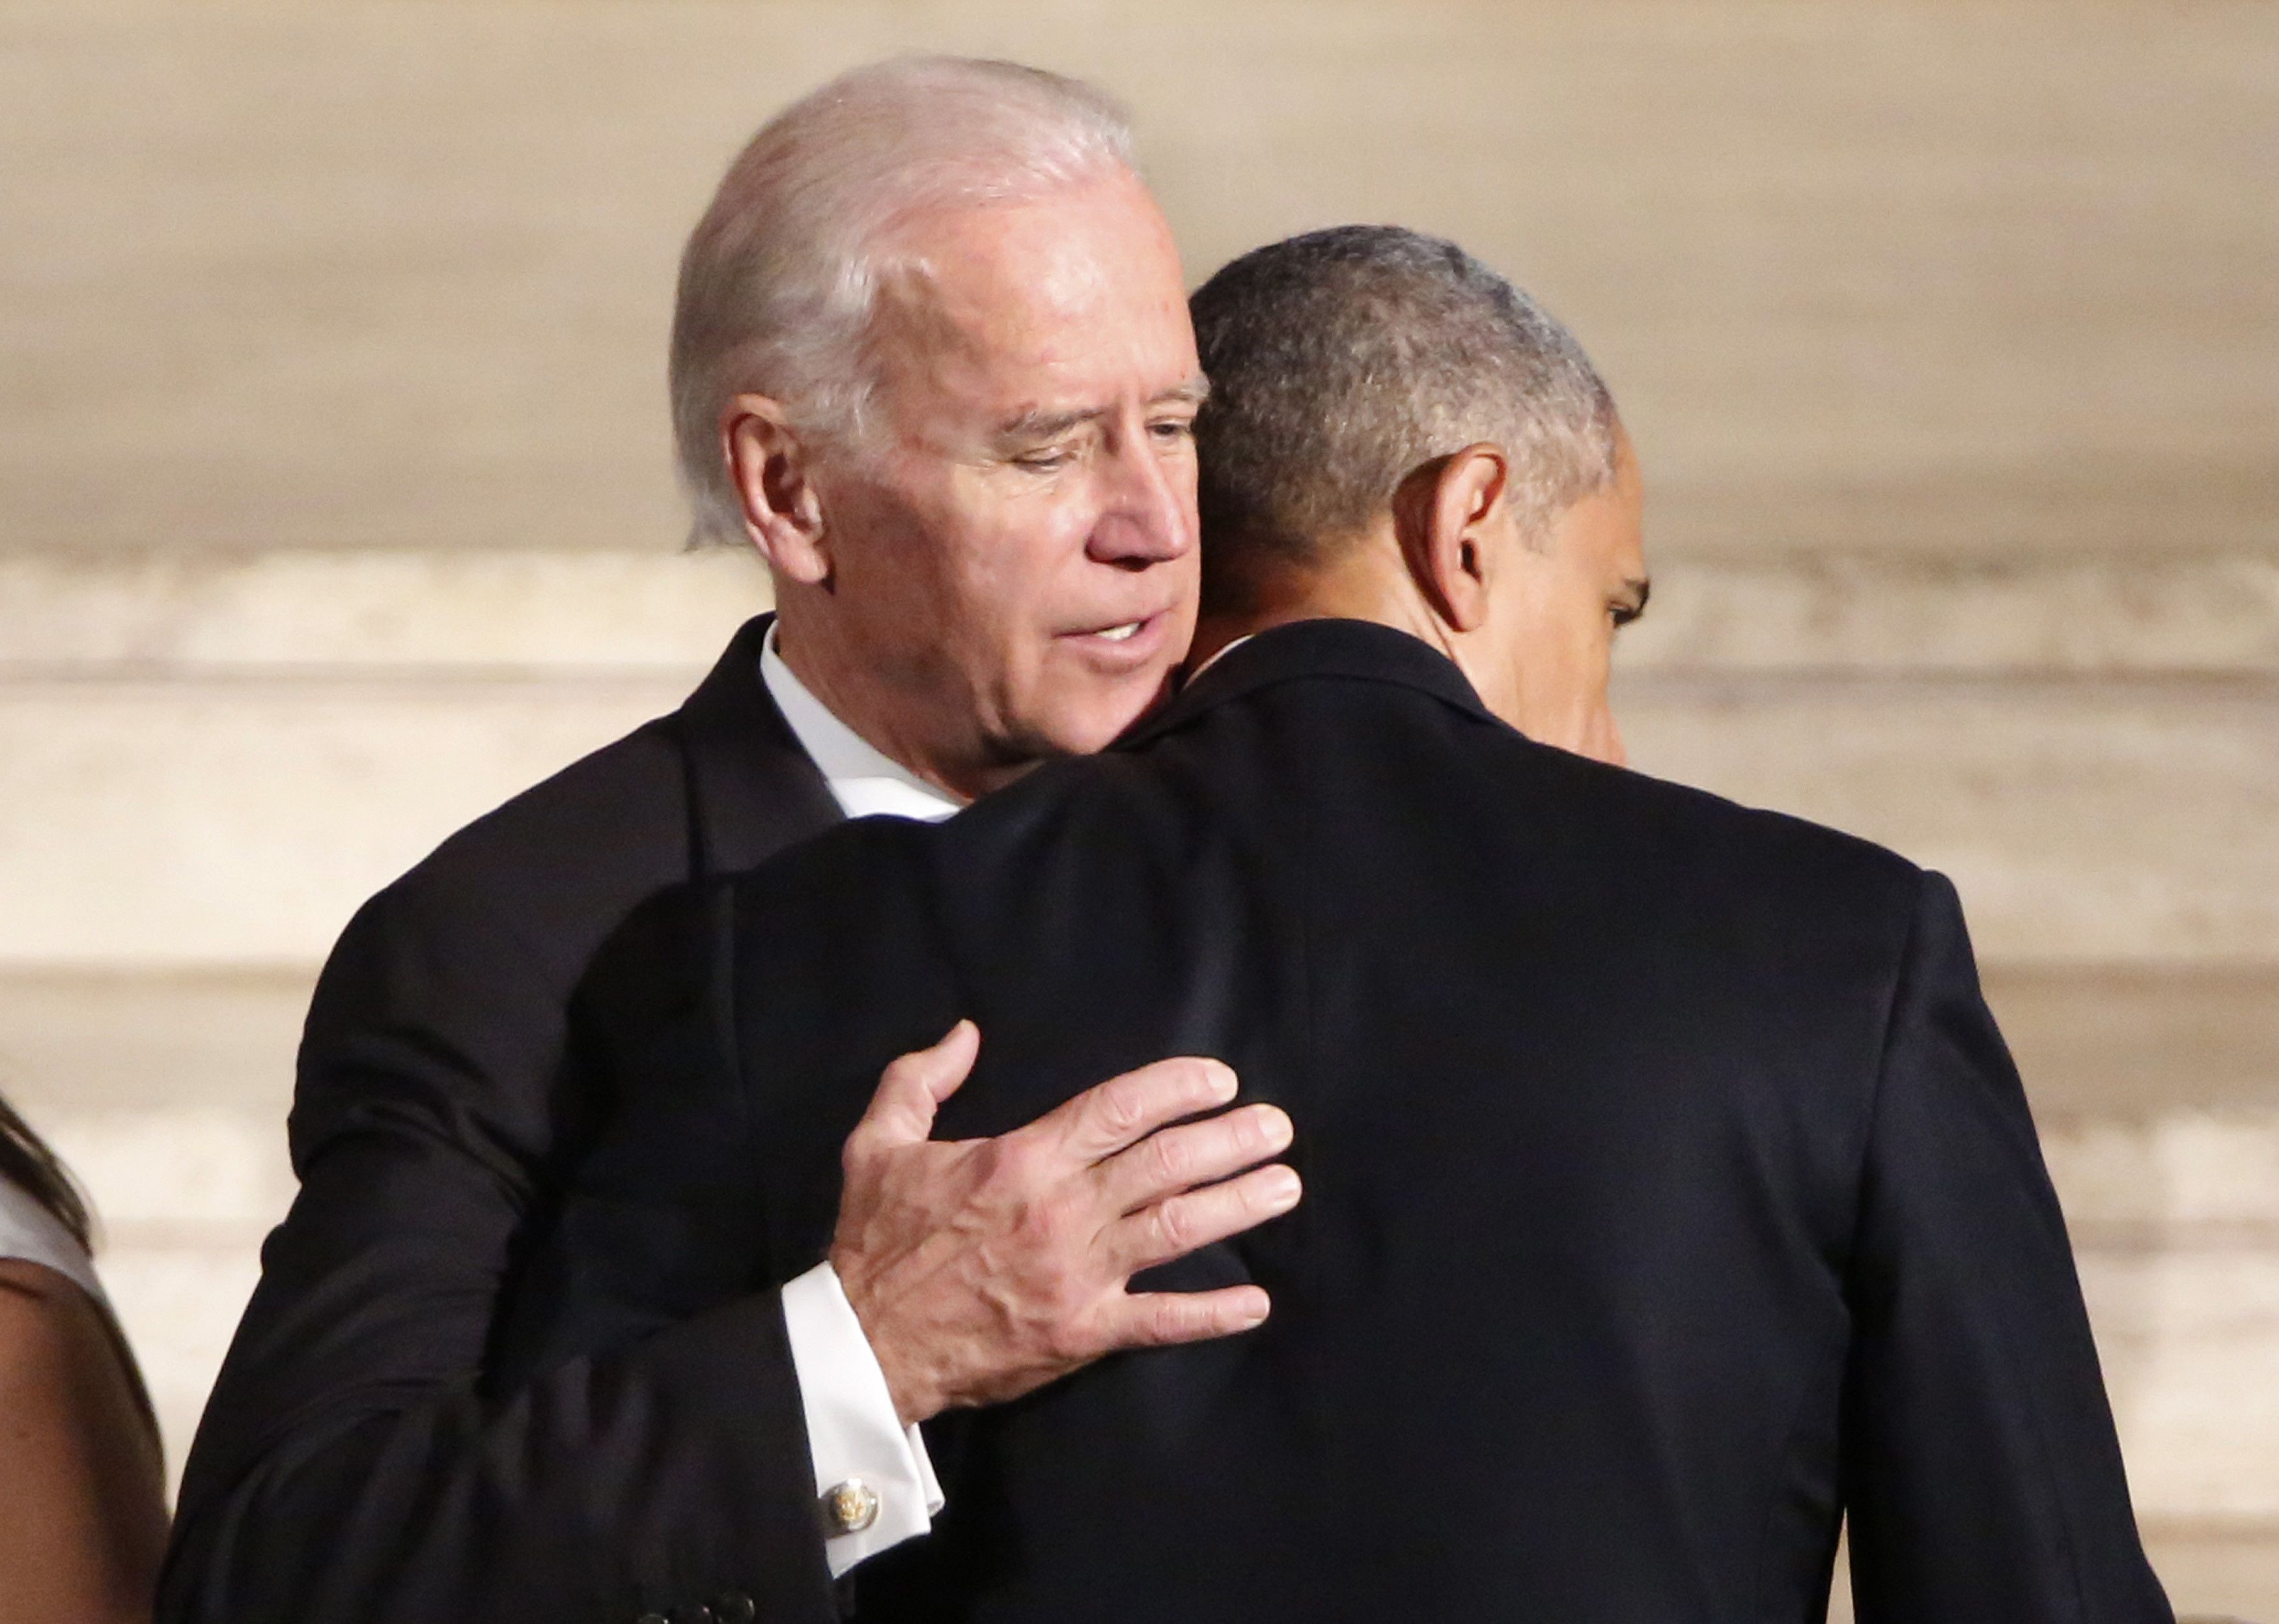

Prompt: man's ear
xmin=725 ymin=393 xmax=832 ymax=587
xmin=1393 ymin=443 xmax=1509 ymax=634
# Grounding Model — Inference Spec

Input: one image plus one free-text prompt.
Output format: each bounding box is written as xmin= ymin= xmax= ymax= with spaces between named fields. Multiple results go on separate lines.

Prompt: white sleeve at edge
xmin=779 ymin=1261 xmax=946 ymax=1577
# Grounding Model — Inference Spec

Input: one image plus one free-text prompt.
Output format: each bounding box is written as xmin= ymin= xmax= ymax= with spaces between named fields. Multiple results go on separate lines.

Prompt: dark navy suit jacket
xmin=165 ymin=617 xmax=850 ymax=1624
xmin=506 ymin=619 xmax=2171 ymax=1623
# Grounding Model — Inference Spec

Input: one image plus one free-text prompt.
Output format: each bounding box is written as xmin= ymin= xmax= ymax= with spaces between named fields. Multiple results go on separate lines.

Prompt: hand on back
xmin=829 ymin=1022 xmax=1300 ymax=1426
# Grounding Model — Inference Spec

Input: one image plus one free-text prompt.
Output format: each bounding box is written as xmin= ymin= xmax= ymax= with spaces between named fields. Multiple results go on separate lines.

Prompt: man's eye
xmin=1014 ymin=447 xmax=1075 ymax=472
xmin=1610 ymin=602 xmax=1642 ymax=628
xmin=1150 ymin=417 xmax=1197 ymax=445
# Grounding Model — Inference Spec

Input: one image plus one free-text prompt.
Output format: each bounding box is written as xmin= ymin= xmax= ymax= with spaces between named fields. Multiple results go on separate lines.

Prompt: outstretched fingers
xmin=1030 ymin=1055 xmax=1240 ymax=1167
xmin=1104 ymin=1283 xmax=1275 ymax=1350
xmin=1098 ymin=1102 xmax=1293 ymax=1215
xmin=832 ymin=1043 xmax=1300 ymax=1418
xmin=1104 ymin=1161 xmax=1302 ymax=1275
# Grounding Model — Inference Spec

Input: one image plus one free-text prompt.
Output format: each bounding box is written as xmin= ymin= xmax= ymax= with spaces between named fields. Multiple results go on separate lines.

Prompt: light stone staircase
xmin=2 ymin=1 xmax=2274 ymax=1616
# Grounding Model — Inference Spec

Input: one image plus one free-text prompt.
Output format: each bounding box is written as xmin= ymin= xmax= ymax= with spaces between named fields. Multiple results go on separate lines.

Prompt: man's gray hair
xmin=671 ymin=56 xmax=1138 ymax=546
xmin=1190 ymin=225 xmax=1619 ymax=604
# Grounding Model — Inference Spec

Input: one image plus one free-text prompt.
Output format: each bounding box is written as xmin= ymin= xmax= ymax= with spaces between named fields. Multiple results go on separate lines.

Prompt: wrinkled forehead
xmin=866 ymin=177 xmax=1195 ymax=406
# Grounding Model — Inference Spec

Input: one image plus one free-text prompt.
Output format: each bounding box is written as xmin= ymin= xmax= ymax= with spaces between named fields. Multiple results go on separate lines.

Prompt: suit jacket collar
xmin=1119 ymin=617 xmax=1497 ymax=753
xmin=675 ymin=612 xmax=843 ymax=876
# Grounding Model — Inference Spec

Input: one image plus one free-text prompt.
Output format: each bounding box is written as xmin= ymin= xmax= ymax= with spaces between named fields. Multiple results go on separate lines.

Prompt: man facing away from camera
xmin=505 ymin=227 xmax=2174 ymax=1621
xmin=162 ymin=59 xmax=1301 ymax=1624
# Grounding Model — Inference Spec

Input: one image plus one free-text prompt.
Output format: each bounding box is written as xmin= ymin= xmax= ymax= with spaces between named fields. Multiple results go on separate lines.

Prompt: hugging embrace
xmin=154 ymin=56 xmax=2170 ymax=1624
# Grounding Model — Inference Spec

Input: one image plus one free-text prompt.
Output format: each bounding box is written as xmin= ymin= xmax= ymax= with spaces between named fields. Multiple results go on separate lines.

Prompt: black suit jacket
xmin=161 ymin=615 xmax=852 ymax=1624
xmin=508 ymin=619 xmax=2171 ymax=1622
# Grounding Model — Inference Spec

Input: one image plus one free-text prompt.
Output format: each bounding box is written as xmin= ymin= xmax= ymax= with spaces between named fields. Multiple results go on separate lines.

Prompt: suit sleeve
xmin=157 ymin=886 xmax=839 ymax=1624
xmin=1841 ymin=871 xmax=2172 ymax=1623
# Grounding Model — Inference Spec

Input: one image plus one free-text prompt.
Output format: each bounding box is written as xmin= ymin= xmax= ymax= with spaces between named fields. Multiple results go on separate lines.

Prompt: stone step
xmin=5 ymin=661 xmax=2272 ymax=966
xmin=1614 ymin=672 xmax=2279 ymax=965
xmin=2 ymin=1 xmax=2272 ymax=561
xmin=0 ymin=673 xmax=686 ymax=965
xmin=0 ymin=550 xmax=767 ymax=677
xmin=8 ymin=549 xmax=2278 ymax=678
xmin=7 ymin=546 xmax=2274 ymax=967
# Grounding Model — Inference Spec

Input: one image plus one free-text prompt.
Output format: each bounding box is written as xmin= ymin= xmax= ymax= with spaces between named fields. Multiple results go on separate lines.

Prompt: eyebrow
xmin=993 ymin=376 xmax=1212 ymax=445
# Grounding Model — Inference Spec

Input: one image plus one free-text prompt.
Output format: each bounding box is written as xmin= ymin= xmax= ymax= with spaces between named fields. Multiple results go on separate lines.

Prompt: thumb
xmin=852 ymin=1020 xmax=979 ymax=1151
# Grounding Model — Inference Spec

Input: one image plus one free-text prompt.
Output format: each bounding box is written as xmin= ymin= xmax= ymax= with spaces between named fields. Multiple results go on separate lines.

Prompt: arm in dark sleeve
xmin=158 ymin=886 xmax=837 ymax=1624
xmin=1841 ymin=871 xmax=2173 ymax=1623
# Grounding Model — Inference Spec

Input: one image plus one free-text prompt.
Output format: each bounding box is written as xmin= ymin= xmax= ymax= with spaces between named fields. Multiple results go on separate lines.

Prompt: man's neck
xmin=760 ymin=626 xmax=966 ymax=821
xmin=1186 ymin=545 xmax=1458 ymax=682
xmin=770 ymin=613 xmax=997 ymax=805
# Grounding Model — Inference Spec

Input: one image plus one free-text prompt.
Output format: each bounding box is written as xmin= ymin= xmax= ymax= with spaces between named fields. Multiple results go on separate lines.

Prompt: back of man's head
xmin=1190 ymin=225 xmax=1619 ymax=613
xmin=672 ymin=56 xmax=1137 ymax=546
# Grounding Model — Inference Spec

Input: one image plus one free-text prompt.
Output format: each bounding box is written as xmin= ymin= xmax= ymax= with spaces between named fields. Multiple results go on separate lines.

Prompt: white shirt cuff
xmin=779 ymin=1261 xmax=945 ymax=1576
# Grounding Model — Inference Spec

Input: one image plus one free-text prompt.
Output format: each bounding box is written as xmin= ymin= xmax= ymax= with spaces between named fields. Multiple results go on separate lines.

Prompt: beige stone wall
xmin=1 ymin=2 xmax=2273 ymax=1614
xmin=7 ymin=1 xmax=2274 ymax=562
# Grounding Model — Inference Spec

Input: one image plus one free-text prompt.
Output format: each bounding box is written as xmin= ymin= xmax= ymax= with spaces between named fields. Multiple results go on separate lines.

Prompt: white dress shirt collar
xmin=761 ymin=624 xmax=961 ymax=824
xmin=1189 ymin=632 xmax=1254 ymax=680
xmin=753 ymin=621 xmax=953 ymax=1572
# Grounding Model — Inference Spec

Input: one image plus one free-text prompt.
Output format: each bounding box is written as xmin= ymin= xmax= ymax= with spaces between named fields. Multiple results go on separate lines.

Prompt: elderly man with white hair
xmin=161 ymin=59 xmax=1296 ymax=1624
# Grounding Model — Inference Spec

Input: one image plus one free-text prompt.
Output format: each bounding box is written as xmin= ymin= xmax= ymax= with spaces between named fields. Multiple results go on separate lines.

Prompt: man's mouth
xmin=1061 ymin=611 xmax=1171 ymax=664
xmin=1067 ymin=610 xmax=1158 ymax=643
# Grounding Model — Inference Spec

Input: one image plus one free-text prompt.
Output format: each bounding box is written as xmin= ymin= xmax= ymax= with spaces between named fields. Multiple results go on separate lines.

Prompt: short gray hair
xmin=1190 ymin=225 xmax=1618 ymax=604
xmin=671 ymin=57 xmax=1138 ymax=546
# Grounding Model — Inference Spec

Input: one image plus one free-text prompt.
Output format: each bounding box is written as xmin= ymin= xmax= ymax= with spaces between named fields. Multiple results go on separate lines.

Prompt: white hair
xmin=669 ymin=56 xmax=1139 ymax=546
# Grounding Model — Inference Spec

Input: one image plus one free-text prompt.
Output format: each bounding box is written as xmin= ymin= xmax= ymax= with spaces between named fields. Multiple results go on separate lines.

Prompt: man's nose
xmin=1087 ymin=433 xmax=1194 ymax=568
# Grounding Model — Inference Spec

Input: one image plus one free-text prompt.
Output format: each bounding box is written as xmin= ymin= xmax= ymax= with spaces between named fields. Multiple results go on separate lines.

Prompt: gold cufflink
xmin=821 ymin=1477 xmax=880 ymax=1535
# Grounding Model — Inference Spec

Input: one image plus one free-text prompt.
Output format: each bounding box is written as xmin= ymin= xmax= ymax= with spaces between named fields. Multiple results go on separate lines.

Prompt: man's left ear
xmin=1394 ymin=443 xmax=1510 ymax=635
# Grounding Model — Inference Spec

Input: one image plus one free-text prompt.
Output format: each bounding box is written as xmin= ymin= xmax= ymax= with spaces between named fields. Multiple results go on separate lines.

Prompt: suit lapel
xmin=673 ymin=613 xmax=845 ymax=878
